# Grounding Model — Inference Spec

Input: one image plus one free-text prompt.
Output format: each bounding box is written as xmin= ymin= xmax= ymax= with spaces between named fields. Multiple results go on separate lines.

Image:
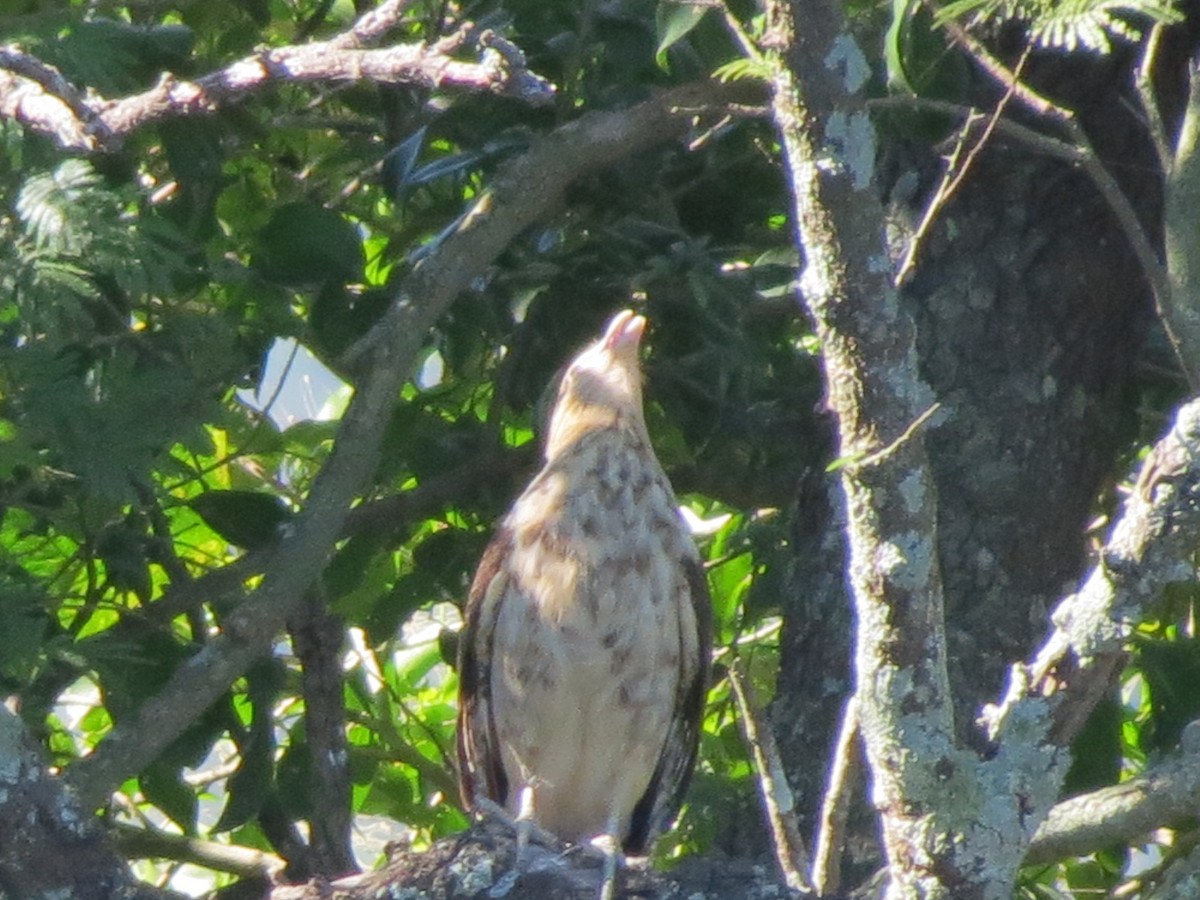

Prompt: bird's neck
xmin=544 ymin=405 xmax=649 ymax=462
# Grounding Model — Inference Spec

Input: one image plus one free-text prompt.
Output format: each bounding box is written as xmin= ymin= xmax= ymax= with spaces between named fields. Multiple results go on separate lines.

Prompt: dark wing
xmin=624 ymin=552 xmax=713 ymax=854
xmin=456 ymin=526 xmax=513 ymax=811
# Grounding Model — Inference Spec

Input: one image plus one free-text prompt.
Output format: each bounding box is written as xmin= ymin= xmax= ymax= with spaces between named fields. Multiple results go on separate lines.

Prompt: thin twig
xmin=714 ymin=0 xmax=766 ymax=64
xmin=1135 ymin=23 xmax=1171 ymax=175
xmin=939 ymin=18 xmax=1069 ymax=125
xmin=877 ymin=86 xmax=1194 ymax=387
xmin=847 ymin=402 xmax=941 ymax=470
xmin=728 ymin=660 xmax=811 ymax=892
xmin=895 ymin=50 xmax=1029 ymax=286
xmin=330 ymin=0 xmax=418 ymax=48
xmin=810 ymin=695 xmax=860 ymax=897
xmin=894 ymin=110 xmax=976 ymax=285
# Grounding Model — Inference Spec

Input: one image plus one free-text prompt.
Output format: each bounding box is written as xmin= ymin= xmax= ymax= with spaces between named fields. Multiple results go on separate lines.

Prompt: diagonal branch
xmin=61 ymin=78 xmax=749 ymax=812
xmin=1026 ymin=721 xmax=1200 ymax=864
xmin=729 ymin=660 xmax=810 ymax=892
xmin=964 ymin=397 xmax=1200 ymax=879
xmin=986 ymin=396 xmax=1200 ymax=751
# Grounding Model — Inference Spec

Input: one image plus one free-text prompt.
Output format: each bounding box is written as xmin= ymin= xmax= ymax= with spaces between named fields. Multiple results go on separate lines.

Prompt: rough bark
xmin=903 ymin=138 xmax=1155 ymax=739
xmin=290 ymin=597 xmax=357 ymax=878
xmin=0 ymin=706 xmax=173 ymax=900
xmin=774 ymin=35 xmax=1161 ymax=887
xmin=763 ymin=0 xmax=985 ymax=893
xmin=266 ymin=818 xmax=799 ymax=900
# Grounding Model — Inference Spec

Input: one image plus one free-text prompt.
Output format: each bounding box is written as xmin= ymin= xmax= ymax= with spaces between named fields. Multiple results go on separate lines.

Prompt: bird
xmin=456 ymin=308 xmax=712 ymax=874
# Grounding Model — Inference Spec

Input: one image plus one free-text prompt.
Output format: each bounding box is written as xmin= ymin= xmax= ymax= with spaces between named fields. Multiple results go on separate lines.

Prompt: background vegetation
xmin=1 ymin=0 xmax=1199 ymax=897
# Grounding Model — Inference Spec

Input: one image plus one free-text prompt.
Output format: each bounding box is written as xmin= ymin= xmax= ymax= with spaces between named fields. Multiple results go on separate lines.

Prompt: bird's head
xmin=543 ymin=309 xmax=649 ymax=460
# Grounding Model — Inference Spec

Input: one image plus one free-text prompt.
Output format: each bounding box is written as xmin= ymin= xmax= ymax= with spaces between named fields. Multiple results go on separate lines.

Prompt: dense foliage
xmin=0 ymin=0 xmax=816 ymax=890
xmin=1 ymin=0 xmax=1198 ymax=897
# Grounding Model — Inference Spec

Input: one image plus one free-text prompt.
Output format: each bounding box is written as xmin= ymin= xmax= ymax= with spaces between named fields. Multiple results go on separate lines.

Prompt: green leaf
xmin=190 ymin=490 xmax=292 ymax=550
xmin=0 ymin=583 xmax=50 ymax=686
xmin=712 ymin=57 xmax=771 ymax=83
xmin=96 ymin=521 xmax=151 ymax=603
xmin=215 ymin=662 xmax=282 ymax=832
xmin=253 ymin=201 xmax=364 ymax=287
xmin=141 ymin=763 xmax=198 ymax=833
xmin=655 ymin=1 xmax=709 ymax=71
xmin=885 ymin=0 xmax=968 ymax=97
xmin=885 ymin=0 xmax=922 ymax=93
xmin=324 ymin=530 xmax=387 ymax=600
xmin=213 ymin=733 xmax=275 ymax=833
xmin=309 ymin=284 xmax=391 ymax=359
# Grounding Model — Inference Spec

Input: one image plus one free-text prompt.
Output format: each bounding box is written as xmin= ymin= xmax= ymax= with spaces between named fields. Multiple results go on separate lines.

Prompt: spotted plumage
xmin=456 ymin=310 xmax=712 ymax=854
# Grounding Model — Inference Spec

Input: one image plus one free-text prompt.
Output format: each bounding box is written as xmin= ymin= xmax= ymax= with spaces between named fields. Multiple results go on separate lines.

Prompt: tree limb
xmin=763 ymin=0 xmax=975 ymax=893
xmin=265 ymin=818 xmax=795 ymax=900
xmin=112 ymin=822 xmax=285 ymax=880
xmin=986 ymin=396 xmax=1200 ymax=751
xmin=0 ymin=6 xmax=554 ymax=153
xmin=61 ymin=77 xmax=749 ymax=812
xmin=728 ymin=660 xmax=810 ymax=892
xmin=811 ymin=695 xmax=859 ymax=897
xmin=290 ymin=594 xmax=356 ymax=878
xmin=0 ymin=705 xmax=176 ymax=899
xmin=1026 ymin=720 xmax=1200 ymax=864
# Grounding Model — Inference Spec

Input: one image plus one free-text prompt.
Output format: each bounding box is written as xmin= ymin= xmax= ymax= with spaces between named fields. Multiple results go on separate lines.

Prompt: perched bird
xmin=456 ymin=309 xmax=712 ymax=862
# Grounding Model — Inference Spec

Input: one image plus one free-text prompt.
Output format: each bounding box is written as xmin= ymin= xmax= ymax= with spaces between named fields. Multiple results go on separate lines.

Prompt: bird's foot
xmin=474 ymin=796 xmax=563 ymax=852
xmin=588 ymin=833 xmax=624 ymax=900
xmin=475 ymin=796 xmax=569 ymax=897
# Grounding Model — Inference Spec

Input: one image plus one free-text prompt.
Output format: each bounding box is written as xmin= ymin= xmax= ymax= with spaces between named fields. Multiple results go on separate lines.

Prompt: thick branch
xmin=266 ymin=819 xmax=792 ymax=900
xmin=959 ymin=397 xmax=1200 ymax=882
xmin=986 ymin=396 xmax=1200 ymax=753
xmin=62 ymin=78 xmax=745 ymax=812
xmin=0 ymin=8 xmax=553 ymax=153
xmin=0 ymin=706 xmax=172 ymax=899
xmin=1026 ymin=722 xmax=1200 ymax=864
xmin=763 ymin=0 xmax=982 ymax=895
xmin=290 ymin=596 xmax=356 ymax=878
xmin=1163 ymin=64 xmax=1200 ymax=381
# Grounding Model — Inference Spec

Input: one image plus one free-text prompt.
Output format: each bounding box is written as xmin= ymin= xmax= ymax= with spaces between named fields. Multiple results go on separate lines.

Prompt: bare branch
xmin=330 ymin=0 xmax=417 ymax=48
xmin=1134 ymin=23 xmax=1172 ymax=175
xmin=940 ymin=21 xmax=1069 ymax=125
xmin=1026 ymin=720 xmax=1200 ymax=864
xmin=1162 ymin=63 xmax=1200 ymax=388
xmin=728 ymin=660 xmax=811 ymax=892
xmin=113 ymin=822 xmax=285 ymax=880
xmin=289 ymin=595 xmax=356 ymax=878
xmin=763 ymin=0 xmax=973 ymax=888
xmin=810 ymin=695 xmax=859 ymax=897
xmin=0 ymin=9 xmax=554 ymax=154
xmin=893 ymin=49 xmax=1029 ymax=286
